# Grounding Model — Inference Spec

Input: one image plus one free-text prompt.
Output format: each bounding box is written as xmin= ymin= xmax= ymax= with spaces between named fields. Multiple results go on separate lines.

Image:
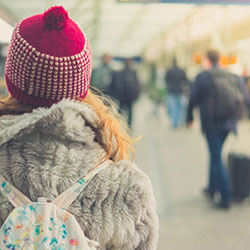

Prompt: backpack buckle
xmin=37 ymin=197 xmax=48 ymax=203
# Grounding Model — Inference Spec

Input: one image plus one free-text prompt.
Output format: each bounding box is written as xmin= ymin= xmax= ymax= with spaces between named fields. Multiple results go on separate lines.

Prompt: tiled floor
xmin=133 ymin=95 xmax=250 ymax=250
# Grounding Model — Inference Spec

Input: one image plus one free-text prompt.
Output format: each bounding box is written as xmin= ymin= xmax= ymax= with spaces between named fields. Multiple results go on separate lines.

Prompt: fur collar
xmin=0 ymin=99 xmax=101 ymax=146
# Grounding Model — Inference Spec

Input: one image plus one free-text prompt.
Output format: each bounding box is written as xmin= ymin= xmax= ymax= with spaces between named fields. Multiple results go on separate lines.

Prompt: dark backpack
xmin=112 ymin=69 xmax=140 ymax=103
xmin=207 ymin=69 xmax=244 ymax=121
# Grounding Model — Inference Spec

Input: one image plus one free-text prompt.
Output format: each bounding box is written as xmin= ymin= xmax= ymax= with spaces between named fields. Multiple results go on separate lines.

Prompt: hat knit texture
xmin=5 ymin=6 xmax=92 ymax=107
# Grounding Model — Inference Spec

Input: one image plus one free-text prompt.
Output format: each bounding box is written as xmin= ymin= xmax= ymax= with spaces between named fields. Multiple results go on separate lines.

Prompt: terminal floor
xmin=132 ymin=95 xmax=250 ymax=250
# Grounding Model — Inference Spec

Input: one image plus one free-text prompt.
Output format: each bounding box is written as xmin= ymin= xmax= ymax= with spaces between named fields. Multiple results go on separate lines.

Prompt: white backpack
xmin=0 ymin=161 xmax=110 ymax=250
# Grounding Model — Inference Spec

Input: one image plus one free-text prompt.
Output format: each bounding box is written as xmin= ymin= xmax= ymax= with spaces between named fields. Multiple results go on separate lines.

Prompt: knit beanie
xmin=5 ymin=6 xmax=92 ymax=107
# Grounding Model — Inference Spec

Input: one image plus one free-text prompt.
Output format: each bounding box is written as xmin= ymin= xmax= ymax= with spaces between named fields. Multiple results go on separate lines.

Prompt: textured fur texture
xmin=0 ymin=99 xmax=159 ymax=250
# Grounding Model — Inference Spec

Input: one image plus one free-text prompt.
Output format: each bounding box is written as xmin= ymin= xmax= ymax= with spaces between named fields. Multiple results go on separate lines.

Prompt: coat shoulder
xmin=75 ymin=160 xmax=159 ymax=250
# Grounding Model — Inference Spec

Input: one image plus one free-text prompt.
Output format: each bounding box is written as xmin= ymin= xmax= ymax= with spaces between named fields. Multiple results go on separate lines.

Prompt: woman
xmin=0 ymin=6 xmax=159 ymax=249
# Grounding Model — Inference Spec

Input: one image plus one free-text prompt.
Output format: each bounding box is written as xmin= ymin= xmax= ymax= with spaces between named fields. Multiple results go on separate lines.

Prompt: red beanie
xmin=5 ymin=6 xmax=92 ymax=107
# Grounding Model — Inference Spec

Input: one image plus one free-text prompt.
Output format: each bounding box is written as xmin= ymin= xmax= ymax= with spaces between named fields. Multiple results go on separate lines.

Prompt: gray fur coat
xmin=0 ymin=99 xmax=159 ymax=250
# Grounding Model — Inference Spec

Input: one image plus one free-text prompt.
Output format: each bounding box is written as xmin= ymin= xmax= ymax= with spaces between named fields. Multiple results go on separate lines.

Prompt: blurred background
xmin=0 ymin=0 xmax=250 ymax=249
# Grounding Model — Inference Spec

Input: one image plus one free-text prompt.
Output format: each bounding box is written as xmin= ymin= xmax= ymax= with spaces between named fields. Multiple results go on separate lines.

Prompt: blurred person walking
xmin=148 ymin=63 xmax=166 ymax=117
xmin=187 ymin=49 xmax=247 ymax=209
xmin=0 ymin=6 xmax=158 ymax=249
xmin=111 ymin=58 xmax=141 ymax=128
xmin=165 ymin=58 xmax=188 ymax=128
xmin=91 ymin=54 xmax=114 ymax=96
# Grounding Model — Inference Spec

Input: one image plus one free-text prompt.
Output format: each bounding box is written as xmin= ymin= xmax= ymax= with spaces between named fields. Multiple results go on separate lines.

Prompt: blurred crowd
xmin=89 ymin=50 xmax=250 ymax=209
xmin=1 ymin=49 xmax=250 ymax=126
xmin=89 ymin=51 xmax=250 ymax=129
xmin=91 ymin=55 xmax=141 ymax=128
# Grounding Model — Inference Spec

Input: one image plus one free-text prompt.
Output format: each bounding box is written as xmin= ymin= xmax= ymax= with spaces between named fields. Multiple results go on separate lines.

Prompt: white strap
xmin=52 ymin=161 xmax=111 ymax=209
xmin=0 ymin=175 xmax=32 ymax=208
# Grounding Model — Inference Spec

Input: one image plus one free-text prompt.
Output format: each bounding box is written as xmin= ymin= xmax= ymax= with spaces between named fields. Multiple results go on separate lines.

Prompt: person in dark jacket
xmin=186 ymin=49 xmax=248 ymax=209
xmin=111 ymin=58 xmax=141 ymax=128
xmin=165 ymin=58 xmax=187 ymax=128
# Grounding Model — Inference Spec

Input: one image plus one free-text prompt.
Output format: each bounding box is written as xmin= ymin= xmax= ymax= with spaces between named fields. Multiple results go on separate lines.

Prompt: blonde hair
xmin=82 ymin=90 xmax=136 ymax=162
xmin=0 ymin=90 xmax=136 ymax=162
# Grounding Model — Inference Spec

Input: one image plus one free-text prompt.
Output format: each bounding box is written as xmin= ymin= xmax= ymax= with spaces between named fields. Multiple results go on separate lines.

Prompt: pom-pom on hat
xmin=5 ymin=6 xmax=92 ymax=107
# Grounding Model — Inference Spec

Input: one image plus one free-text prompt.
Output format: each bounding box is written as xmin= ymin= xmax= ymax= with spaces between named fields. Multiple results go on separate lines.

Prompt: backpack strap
xmin=0 ymin=175 xmax=32 ymax=208
xmin=52 ymin=160 xmax=111 ymax=209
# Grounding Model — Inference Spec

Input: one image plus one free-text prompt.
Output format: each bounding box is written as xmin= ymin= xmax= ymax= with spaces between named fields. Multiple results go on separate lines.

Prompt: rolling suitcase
xmin=228 ymin=153 xmax=250 ymax=202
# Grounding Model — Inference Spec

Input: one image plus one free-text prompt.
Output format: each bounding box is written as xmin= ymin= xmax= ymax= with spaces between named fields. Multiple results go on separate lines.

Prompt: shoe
xmin=215 ymin=200 xmax=231 ymax=210
xmin=203 ymin=188 xmax=214 ymax=200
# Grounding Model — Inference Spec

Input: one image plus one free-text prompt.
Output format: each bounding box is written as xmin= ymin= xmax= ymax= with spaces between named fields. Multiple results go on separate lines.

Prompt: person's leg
xmin=206 ymin=130 xmax=231 ymax=206
xmin=167 ymin=93 xmax=179 ymax=128
xmin=166 ymin=94 xmax=172 ymax=119
xmin=153 ymin=100 xmax=161 ymax=117
xmin=119 ymin=102 xmax=132 ymax=127
xmin=207 ymin=157 xmax=217 ymax=198
xmin=119 ymin=102 xmax=128 ymax=123
xmin=179 ymin=94 xmax=188 ymax=126
xmin=119 ymin=101 xmax=123 ymax=114
xmin=174 ymin=94 xmax=182 ymax=128
xmin=217 ymin=131 xmax=231 ymax=204
xmin=127 ymin=102 xmax=133 ymax=127
xmin=205 ymin=134 xmax=218 ymax=198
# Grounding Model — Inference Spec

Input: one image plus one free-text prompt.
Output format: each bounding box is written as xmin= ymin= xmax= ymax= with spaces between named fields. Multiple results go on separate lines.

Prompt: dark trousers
xmin=119 ymin=102 xmax=133 ymax=127
xmin=205 ymin=129 xmax=232 ymax=203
